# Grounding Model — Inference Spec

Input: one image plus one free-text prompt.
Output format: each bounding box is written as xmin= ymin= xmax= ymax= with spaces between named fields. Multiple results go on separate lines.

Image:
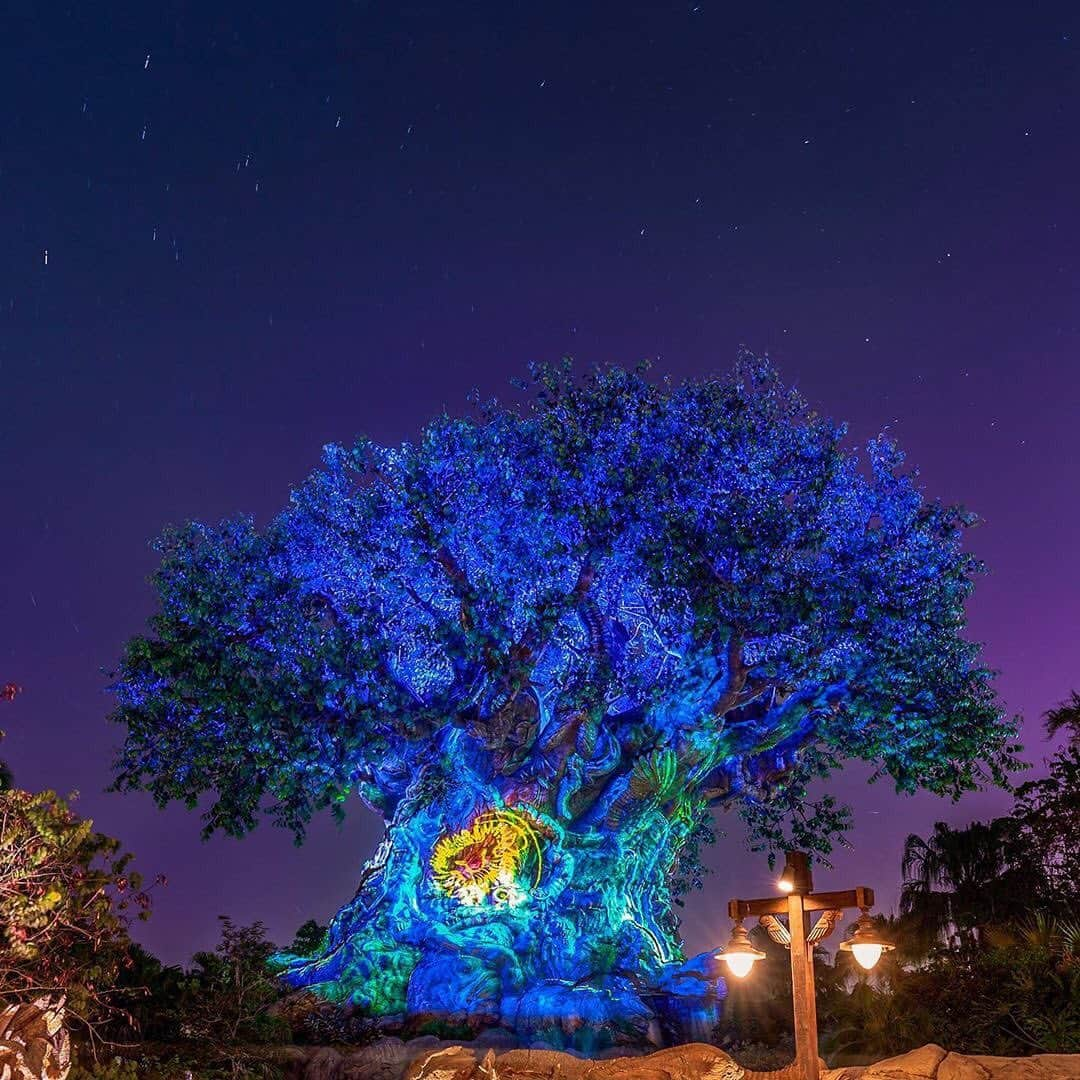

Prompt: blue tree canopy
xmin=111 ymin=355 xmax=1017 ymax=856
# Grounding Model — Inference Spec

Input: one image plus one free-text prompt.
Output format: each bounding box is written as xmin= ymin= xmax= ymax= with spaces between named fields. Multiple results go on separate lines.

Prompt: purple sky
xmin=2 ymin=2 xmax=1078 ymax=965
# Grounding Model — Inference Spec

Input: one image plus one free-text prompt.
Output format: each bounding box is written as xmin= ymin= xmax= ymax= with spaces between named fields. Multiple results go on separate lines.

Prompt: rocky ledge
xmin=278 ymin=1039 xmax=1080 ymax=1080
xmin=823 ymin=1043 xmax=1080 ymax=1080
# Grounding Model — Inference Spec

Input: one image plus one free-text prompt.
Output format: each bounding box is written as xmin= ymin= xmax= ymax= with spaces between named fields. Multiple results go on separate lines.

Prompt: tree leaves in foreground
xmin=0 ymin=787 xmax=154 ymax=1041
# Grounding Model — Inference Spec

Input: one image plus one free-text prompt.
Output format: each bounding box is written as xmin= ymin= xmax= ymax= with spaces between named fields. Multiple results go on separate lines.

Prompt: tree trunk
xmin=279 ymin=728 xmax=724 ymax=1046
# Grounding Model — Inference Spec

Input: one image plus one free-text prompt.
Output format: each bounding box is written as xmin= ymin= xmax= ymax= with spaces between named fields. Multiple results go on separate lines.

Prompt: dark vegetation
xmin=721 ymin=700 xmax=1080 ymax=1066
xmin=2 ymin=683 xmax=1078 ymax=1076
xmin=2 ymin=349 xmax=1076 ymax=1074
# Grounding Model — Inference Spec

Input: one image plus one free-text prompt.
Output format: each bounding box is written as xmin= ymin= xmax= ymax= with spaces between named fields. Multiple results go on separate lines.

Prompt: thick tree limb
xmin=709 ymin=632 xmax=749 ymax=718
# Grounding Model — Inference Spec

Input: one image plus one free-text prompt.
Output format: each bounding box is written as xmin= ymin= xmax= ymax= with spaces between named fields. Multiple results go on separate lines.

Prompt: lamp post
xmin=719 ymin=851 xmax=893 ymax=1080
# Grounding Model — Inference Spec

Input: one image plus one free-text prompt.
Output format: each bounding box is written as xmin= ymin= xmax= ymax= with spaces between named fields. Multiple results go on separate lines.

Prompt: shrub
xmin=0 ymin=787 xmax=156 ymax=1041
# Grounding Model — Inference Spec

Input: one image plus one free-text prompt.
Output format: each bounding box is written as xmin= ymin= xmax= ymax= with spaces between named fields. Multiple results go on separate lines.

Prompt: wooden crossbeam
xmin=727 ymin=886 xmax=873 ymax=921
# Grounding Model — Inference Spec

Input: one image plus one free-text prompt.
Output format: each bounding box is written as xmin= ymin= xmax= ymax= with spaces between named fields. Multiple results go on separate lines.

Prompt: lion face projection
xmin=430 ymin=808 xmax=541 ymax=907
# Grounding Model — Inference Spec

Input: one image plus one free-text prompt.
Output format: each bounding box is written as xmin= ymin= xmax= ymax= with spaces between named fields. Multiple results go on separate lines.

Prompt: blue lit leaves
xmin=111 ymin=354 xmax=1017 ymax=1031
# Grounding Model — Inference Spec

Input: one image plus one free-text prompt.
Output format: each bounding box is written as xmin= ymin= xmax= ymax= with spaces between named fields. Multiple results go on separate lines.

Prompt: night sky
xmin=3 ymin=2 xmax=1078 ymax=966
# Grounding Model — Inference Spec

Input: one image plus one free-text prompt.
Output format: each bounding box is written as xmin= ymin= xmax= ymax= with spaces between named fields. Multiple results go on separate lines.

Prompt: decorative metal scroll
xmin=807 ymin=908 xmax=845 ymax=943
xmin=759 ymin=914 xmax=791 ymax=946
xmin=758 ymin=907 xmax=845 ymax=949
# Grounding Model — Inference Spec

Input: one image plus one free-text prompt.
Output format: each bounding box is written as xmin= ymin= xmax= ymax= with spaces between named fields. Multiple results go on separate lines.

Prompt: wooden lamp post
xmin=719 ymin=851 xmax=893 ymax=1080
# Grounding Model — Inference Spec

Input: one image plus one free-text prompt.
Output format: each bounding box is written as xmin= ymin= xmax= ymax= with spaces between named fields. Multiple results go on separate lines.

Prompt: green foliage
xmin=720 ymin=737 xmax=1080 ymax=1065
xmin=720 ymin=911 xmax=1080 ymax=1064
xmin=819 ymin=911 xmax=1080 ymax=1059
xmin=0 ymin=787 xmax=152 ymax=1037
xmin=181 ymin=918 xmax=287 ymax=1046
xmin=286 ymin=919 xmax=327 ymax=959
xmin=724 ymin=1038 xmax=796 ymax=1071
xmin=279 ymin=995 xmax=380 ymax=1046
xmin=816 ymin=757 xmax=1080 ymax=1063
xmin=1043 ymin=689 xmax=1080 ymax=747
xmin=104 ymin=944 xmax=188 ymax=1043
xmin=70 ymin=1053 xmax=142 ymax=1080
xmin=984 ymin=914 xmax=1080 ymax=1051
xmin=69 ymin=1045 xmax=287 ymax=1079
xmin=77 ymin=919 xmax=294 ymax=1078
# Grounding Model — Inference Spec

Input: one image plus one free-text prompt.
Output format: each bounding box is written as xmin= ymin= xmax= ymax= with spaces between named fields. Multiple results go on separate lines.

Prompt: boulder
xmin=579 ymin=1044 xmax=744 ymax=1080
xmin=0 ymin=997 xmax=71 ymax=1080
xmin=298 ymin=1046 xmax=347 ymax=1080
xmin=938 ymin=1051 xmax=1080 ymax=1079
xmin=405 ymin=1042 xmax=744 ymax=1080
xmin=862 ymin=1045 xmax=949 ymax=1078
xmin=340 ymin=1037 xmax=411 ymax=1080
xmin=278 ymin=1046 xmax=318 ymax=1079
xmin=406 ymin=1044 xmax=483 ymax=1080
xmin=856 ymin=1045 xmax=1080 ymax=1080
xmin=486 ymin=1048 xmax=589 ymax=1078
xmin=282 ymin=1041 xmax=1080 ymax=1080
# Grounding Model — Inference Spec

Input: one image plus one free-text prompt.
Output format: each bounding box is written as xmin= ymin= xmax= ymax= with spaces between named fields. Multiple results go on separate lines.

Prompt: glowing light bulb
xmin=777 ymin=877 xmax=794 ymax=893
xmin=723 ymin=953 xmax=756 ymax=978
xmin=850 ymin=942 xmax=883 ymax=970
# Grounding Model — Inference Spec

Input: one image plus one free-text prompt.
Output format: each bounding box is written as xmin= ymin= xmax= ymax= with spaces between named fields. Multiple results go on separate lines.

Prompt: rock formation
xmin=822 ymin=1043 xmax=1080 ymax=1080
xmin=278 ymin=1039 xmax=1080 ymax=1080
xmin=0 ymin=997 xmax=70 ymax=1080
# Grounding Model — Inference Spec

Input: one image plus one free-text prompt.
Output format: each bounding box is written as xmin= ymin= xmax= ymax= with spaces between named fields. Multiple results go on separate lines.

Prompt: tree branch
xmin=710 ymin=631 xmax=749 ymax=718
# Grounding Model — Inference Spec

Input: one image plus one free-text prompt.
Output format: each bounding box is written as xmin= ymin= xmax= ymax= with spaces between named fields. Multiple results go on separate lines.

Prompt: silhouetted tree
xmin=288 ymin=919 xmax=328 ymax=958
xmin=900 ymin=819 xmax=1032 ymax=950
xmin=1012 ymin=722 xmax=1080 ymax=910
xmin=1043 ymin=690 xmax=1080 ymax=749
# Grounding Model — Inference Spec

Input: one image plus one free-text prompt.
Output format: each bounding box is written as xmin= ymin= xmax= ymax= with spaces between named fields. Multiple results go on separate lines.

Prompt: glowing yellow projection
xmin=430 ymin=808 xmax=542 ymax=906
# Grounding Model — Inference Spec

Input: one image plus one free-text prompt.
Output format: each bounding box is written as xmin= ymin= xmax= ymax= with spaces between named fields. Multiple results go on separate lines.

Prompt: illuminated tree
xmin=109 ymin=356 xmax=1015 ymax=1041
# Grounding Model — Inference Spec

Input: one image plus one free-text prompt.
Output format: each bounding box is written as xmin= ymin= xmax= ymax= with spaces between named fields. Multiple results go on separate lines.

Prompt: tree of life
xmin=110 ymin=356 xmax=1015 ymax=1043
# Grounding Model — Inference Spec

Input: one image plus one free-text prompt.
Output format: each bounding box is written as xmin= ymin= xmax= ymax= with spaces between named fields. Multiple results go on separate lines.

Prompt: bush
xmin=177 ymin=918 xmax=289 ymax=1047
xmin=818 ymin=913 xmax=1080 ymax=1060
xmin=69 ymin=1044 xmax=287 ymax=1079
xmin=0 ymin=787 xmax=157 ymax=1040
xmin=273 ymin=992 xmax=379 ymax=1046
xmin=725 ymin=1036 xmax=795 ymax=1071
